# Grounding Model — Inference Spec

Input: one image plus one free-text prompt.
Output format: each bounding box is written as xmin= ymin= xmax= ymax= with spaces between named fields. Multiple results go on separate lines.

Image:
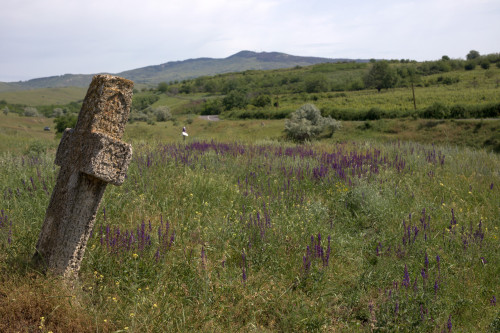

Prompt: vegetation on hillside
xmin=0 ymin=50 xmax=499 ymax=139
xmin=128 ymin=51 xmax=500 ymax=122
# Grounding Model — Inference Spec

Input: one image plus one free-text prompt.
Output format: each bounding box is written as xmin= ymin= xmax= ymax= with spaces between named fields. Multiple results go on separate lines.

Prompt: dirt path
xmin=198 ymin=115 xmax=220 ymax=121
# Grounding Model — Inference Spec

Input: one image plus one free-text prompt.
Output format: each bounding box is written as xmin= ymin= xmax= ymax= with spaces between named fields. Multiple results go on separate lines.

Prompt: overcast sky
xmin=1 ymin=0 xmax=499 ymax=82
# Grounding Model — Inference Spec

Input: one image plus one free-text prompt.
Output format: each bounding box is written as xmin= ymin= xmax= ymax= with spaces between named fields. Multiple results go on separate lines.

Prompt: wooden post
xmin=33 ymin=75 xmax=134 ymax=278
xmin=412 ymin=81 xmax=417 ymax=110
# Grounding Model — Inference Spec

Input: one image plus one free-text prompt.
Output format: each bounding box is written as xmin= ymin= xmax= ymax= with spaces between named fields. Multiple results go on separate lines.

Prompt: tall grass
xmin=1 ymin=136 xmax=498 ymax=332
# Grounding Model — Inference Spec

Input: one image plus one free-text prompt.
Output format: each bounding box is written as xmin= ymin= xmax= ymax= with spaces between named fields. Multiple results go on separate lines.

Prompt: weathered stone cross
xmin=33 ymin=74 xmax=134 ymax=278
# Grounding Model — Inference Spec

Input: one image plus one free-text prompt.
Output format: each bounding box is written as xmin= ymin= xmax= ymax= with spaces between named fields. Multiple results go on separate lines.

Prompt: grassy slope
xmin=0 ymin=86 xmax=86 ymax=105
xmin=0 ymin=113 xmax=58 ymax=154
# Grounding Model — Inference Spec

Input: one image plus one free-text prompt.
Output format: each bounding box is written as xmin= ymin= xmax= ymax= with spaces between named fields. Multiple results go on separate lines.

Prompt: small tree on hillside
xmin=23 ymin=106 xmax=39 ymax=117
xmin=364 ymin=61 xmax=397 ymax=92
xmin=157 ymin=82 xmax=168 ymax=93
xmin=154 ymin=106 xmax=172 ymax=122
xmin=285 ymin=104 xmax=341 ymax=142
xmin=466 ymin=50 xmax=480 ymax=60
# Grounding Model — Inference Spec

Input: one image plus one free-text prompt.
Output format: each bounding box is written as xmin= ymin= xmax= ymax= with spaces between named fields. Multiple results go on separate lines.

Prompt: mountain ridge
xmin=0 ymin=51 xmax=369 ymax=92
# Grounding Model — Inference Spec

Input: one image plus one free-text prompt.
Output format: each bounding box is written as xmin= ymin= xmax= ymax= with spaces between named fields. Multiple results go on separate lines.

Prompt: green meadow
xmin=0 ymin=56 xmax=499 ymax=332
xmin=0 ymin=110 xmax=499 ymax=332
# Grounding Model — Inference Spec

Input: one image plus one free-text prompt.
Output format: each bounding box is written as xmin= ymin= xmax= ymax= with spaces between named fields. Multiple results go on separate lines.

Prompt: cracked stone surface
xmin=33 ymin=75 xmax=134 ymax=278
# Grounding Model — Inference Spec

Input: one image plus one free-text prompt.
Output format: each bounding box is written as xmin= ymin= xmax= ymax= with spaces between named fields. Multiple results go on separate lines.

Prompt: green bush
xmin=23 ymin=107 xmax=39 ymax=117
xmin=366 ymin=107 xmax=382 ymax=120
xmin=285 ymin=104 xmax=341 ymax=141
xmin=450 ymin=104 xmax=469 ymax=119
xmin=480 ymin=60 xmax=491 ymax=70
xmin=53 ymin=114 xmax=78 ymax=133
xmin=222 ymin=91 xmax=248 ymax=110
xmin=201 ymin=99 xmax=223 ymax=115
xmin=421 ymin=102 xmax=450 ymax=119
xmin=251 ymin=94 xmax=272 ymax=108
xmin=154 ymin=106 xmax=172 ymax=122
xmin=464 ymin=61 xmax=476 ymax=70
xmin=132 ymin=94 xmax=160 ymax=111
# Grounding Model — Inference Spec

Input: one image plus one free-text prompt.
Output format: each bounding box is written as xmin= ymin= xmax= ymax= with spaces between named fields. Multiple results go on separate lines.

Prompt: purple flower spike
xmin=434 ymin=280 xmax=439 ymax=294
xmin=421 ymin=268 xmax=427 ymax=281
xmin=403 ymin=264 xmax=410 ymax=288
xmin=491 ymin=296 xmax=496 ymax=306
xmin=447 ymin=315 xmax=452 ymax=332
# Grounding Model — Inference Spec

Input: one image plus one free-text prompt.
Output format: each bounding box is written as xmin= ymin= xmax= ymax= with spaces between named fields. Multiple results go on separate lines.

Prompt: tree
xmin=157 ymin=82 xmax=168 ymax=93
xmin=23 ymin=106 xmax=39 ymax=117
xmin=222 ymin=91 xmax=248 ymax=110
xmin=480 ymin=60 xmax=490 ymax=70
xmin=51 ymin=108 xmax=64 ymax=118
xmin=466 ymin=50 xmax=480 ymax=60
xmin=285 ymin=104 xmax=341 ymax=142
xmin=154 ymin=106 xmax=172 ymax=122
xmin=251 ymin=94 xmax=271 ymax=108
xmin=304 ymin=75 xmax=329 ymax=93
xmin=54 ymin=114 xmax=78 ymax=133
xmin=364 ymin=61 xmax=397 ymax=92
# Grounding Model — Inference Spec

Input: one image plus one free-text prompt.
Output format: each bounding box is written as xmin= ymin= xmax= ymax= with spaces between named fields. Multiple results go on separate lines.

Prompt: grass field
xmin=0 ymin=111 xmax=499 ymax=332
xmin=0 ymin=86 xmax=86 ymax=105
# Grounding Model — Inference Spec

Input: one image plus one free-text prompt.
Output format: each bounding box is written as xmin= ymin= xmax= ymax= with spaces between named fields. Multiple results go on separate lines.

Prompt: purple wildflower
xmin=403 ymin=264 xmax=410 ymax=288
xmin=447 ymin=315 xmax=452 ymax=332
xmin=421 ymin=268 xmax=427 ymax=281
xmin=491 ymin=296 xmax=496 ymax=306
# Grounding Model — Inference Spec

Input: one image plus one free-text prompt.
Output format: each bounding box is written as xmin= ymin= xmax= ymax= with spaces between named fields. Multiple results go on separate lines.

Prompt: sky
xmin=1 ymin=0 xmax=499 ymax=82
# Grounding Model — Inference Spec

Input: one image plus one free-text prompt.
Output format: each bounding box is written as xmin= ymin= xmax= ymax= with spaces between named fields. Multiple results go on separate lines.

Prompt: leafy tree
xmin=179 ymin=83 xmax=192 ymax=94
xmin=154 ymin=106 xmax=172 ymax=122
xmin=480 ymin=60 xmax=490 ymax=70
xmin=157 ymin=82 xmax=168 ymax=93
xmin=466 ymin=50 xmax=480 ymax=60
xmin=23 ymin=106 xmax=39 ymax=117
xmin=202 ymin=98 xmax=223 ymax=115
xmin=304 ymin=75 xmax=329 ymax=93
xmin=222 ymin=91 xmax=248 ymax=110
xmin=54 ymin=114 xmax=78 ymax=133
xmin=441 ymin=55 xmax=450 ymax=61
xmin=203 ymin=80 xmax=218 ymax=93
xmin=285 ymin=104 xmax=341 ymax=142
xmin=51 ymin=108 xmax=64 ymax=118
xmin=364 ymin=61 xmax=397 ymax=92
xmin=251 ymin=94 xmax=272 ymax=108
xmin=464 ymin=61 xmax=476 ymax=70
xmin=132 ymin=94 xmax=160 ymax=111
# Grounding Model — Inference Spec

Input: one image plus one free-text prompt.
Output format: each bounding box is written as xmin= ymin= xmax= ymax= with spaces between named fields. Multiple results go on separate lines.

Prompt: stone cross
xmin=33 ymin=74 xmax=134 ymax=278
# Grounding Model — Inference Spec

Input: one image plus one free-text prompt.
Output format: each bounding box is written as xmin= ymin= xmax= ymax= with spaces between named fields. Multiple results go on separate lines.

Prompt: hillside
xmin=0 ymin=51 xmax=366 ymax=92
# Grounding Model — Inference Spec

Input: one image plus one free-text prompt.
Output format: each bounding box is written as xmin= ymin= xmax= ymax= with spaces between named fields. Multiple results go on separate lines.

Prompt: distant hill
xmin=0 ymin=51 xmax=368 ymax=92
